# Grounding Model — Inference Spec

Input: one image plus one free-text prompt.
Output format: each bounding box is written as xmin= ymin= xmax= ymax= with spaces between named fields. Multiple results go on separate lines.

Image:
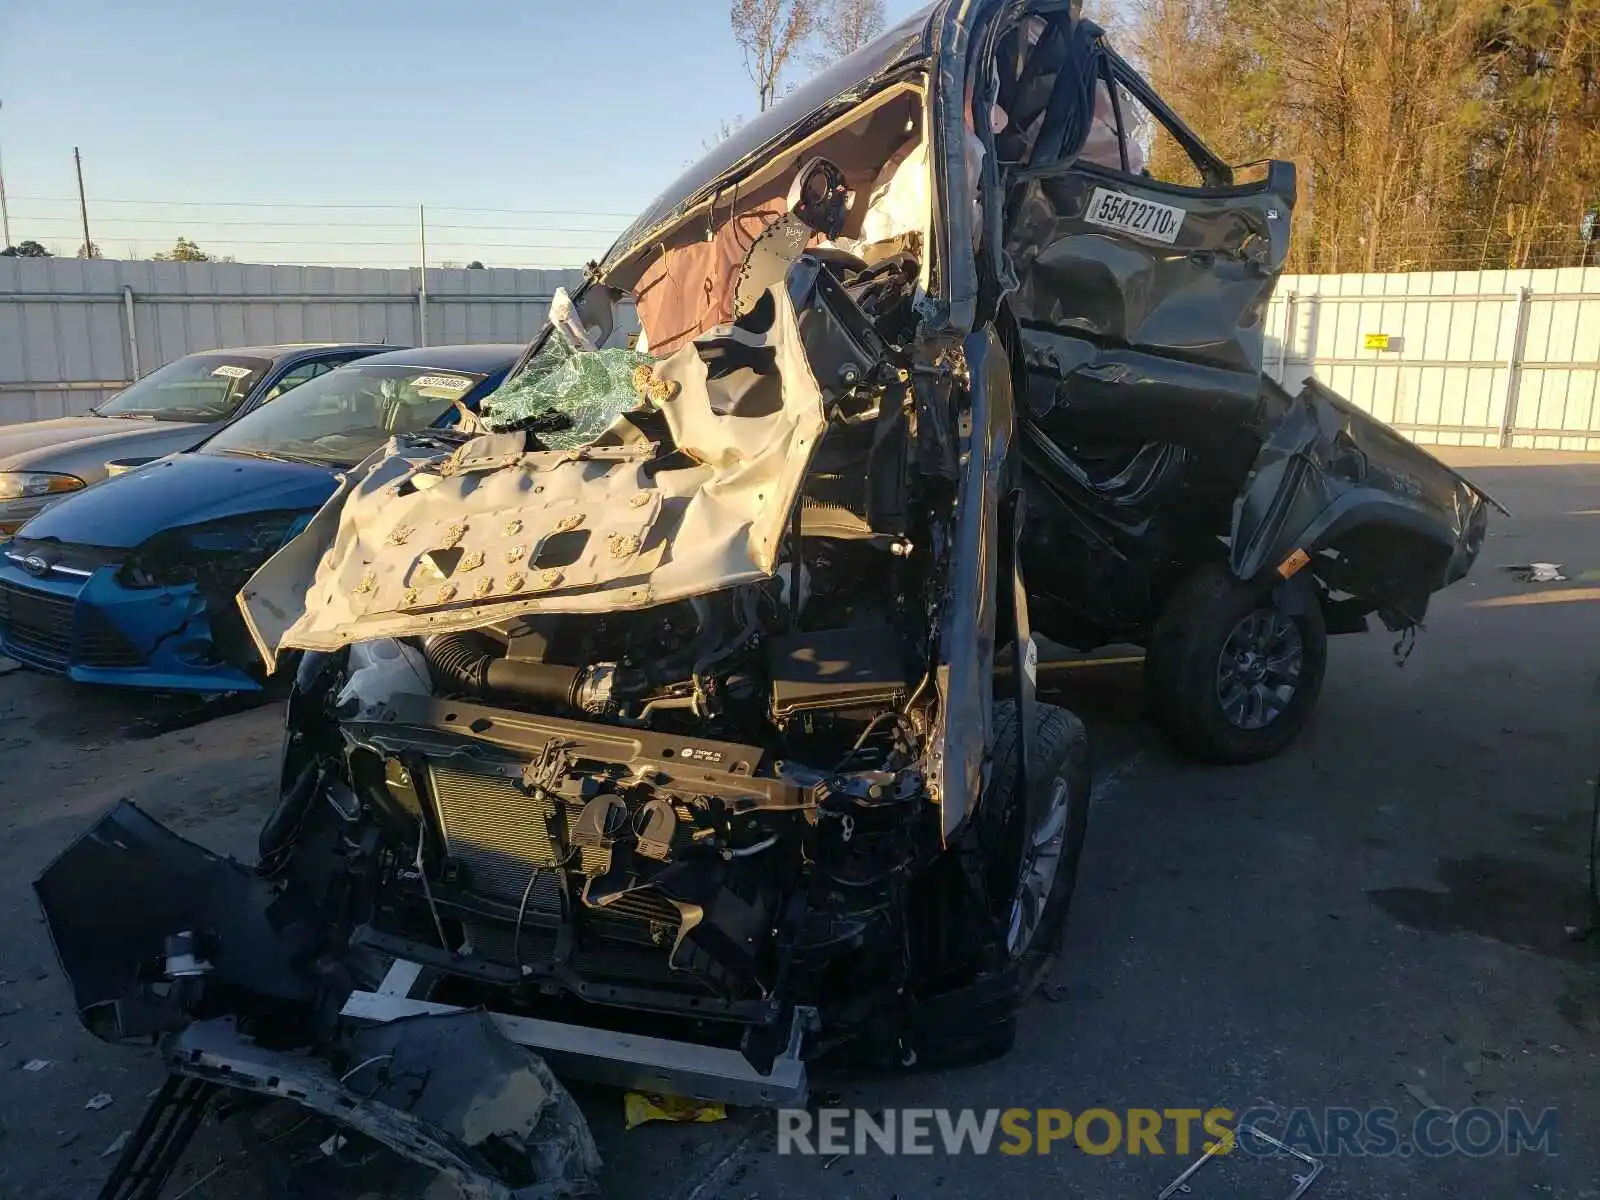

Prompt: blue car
xmin=0 ymin=345 xmax=520 ymax=692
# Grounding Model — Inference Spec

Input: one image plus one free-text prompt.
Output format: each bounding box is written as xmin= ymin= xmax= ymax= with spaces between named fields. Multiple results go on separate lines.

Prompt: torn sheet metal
xmin=349 ymin=1010 xmax=602 ymax=1192
xmin=240 ymin=284 xmax=825 ymax=667
xmin=168 ymin=1015 xmax=601 ymax=1200
xmin=1230 ymin=378 xmax=1492 ymax=593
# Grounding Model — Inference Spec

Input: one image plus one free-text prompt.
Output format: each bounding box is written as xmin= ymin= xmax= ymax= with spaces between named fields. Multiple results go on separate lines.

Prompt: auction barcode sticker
xmin=411 ymin=374 xmax=476 ymax=396
xmin=1082 ymin=187 xmax=1185 ymax=244
xmin=211 ymin=364 xmax=254 ymax=379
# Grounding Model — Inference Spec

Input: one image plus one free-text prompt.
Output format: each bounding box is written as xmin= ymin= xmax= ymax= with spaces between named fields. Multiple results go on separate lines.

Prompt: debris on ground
xmin=85 ymin=1091 xmax=113 ymax=1110
xmin=21 ymin=1058 xmax=50 ymax=1072
xmin=347 ymin=1009 xmax=603 ymax=1188
xmin=1400 ymin=1080 xmax=1445 ymax=1110
xmin=98 ymin=1012 xmax=606 ymax=1197
xmin=1505 ymin=562 xmax=1567 ymax=582
xmin=623 ymin=1092 xmax=728 ymax=1130
xmin=125 ymin=690 xmax=275 ymax=739
xmin=101 ymin=1130 xmax=131 ymax=1158
xmin=1158 ymin=1122 xmax=1324 ymax=1199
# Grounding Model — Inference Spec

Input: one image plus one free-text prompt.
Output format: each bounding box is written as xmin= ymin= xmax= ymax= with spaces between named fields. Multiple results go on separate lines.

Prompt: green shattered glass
xmin=481 ymin=337 xmax=654 ymax=451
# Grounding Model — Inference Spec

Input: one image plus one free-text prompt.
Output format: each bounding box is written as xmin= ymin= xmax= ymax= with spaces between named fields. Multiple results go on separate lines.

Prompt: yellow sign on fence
xmin=1363 ymin=332 xmax=1392 ymax=351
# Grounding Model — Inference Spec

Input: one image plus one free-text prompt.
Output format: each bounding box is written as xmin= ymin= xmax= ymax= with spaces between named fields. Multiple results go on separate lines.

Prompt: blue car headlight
xmin=119 ymin=512 xmax=309 ymax=591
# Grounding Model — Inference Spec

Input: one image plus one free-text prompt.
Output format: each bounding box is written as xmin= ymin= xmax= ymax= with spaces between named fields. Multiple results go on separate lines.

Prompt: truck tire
xmin=982 ymin=700 xmax=1091 ymax=1000
xmin=1145 ymin=560 xmax=1327 ymax=764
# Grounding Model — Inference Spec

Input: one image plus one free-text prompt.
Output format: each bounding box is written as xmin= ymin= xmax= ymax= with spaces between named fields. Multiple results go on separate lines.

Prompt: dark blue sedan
xmin=0 ymin=344 xmax=521 ymax=693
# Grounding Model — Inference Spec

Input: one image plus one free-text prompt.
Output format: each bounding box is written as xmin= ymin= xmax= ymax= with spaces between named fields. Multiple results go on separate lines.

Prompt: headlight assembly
xmin=119 ymin=512 xmax=304 ymax=591
xmin=0 ymin=472 xmax=85 ymax=501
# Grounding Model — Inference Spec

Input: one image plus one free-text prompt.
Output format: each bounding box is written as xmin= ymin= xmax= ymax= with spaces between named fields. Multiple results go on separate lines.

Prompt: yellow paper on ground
xmin=624 ymin=1091 xmax=728 ymax=1130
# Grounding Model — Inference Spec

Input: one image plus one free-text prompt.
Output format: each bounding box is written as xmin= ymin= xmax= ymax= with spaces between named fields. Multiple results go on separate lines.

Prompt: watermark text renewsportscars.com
xmin=777 ymin=1105 xmax=1559 ymax=1159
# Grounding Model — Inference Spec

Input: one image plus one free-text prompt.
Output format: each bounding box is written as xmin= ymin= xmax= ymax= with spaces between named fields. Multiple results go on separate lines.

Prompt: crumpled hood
xmin=21 ymin=451 xmax=340 ymax=550
xmin=0 ymin=416 xmax=208 ymax=472
xmin=240 ymin=284 xmax=826 ymax=670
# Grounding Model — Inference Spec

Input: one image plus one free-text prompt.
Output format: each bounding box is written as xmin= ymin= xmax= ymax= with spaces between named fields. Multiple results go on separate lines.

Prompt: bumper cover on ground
xmin=37 ymin=804 xmax=603 ymax=1198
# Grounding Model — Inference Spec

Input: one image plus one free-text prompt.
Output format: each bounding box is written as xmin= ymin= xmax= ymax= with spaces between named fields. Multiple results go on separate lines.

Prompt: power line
xmin=432 ymin=205 xmax=641 ymax=218
xmin=11 ymin=237 xmax=611 ymax=250
xmin=427 ymin=222 xmax=624 ymax=233
xmin=9 ymin=195 xmax=639 ymax=218
xmin=10 ymin=214 xmax=625 ymax=237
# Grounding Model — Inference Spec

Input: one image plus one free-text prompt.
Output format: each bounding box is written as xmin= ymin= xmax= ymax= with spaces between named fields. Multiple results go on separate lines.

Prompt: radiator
xmin=427 ymin=762 xmax=564 ymax=910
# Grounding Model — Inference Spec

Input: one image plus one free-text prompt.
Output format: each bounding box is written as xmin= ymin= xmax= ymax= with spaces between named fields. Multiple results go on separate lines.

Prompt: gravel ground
xmin=0 ymin=447 xmax=1595 ymax=1200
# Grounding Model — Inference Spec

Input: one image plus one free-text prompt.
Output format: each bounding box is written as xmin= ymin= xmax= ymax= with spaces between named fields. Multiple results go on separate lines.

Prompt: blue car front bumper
xmin=0 ymin=559 xmax=261 ymax=693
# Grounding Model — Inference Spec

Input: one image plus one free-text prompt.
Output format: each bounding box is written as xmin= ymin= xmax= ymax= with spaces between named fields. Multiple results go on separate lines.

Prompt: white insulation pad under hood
xmin=239 ymin=285 xmax=826 ymax=671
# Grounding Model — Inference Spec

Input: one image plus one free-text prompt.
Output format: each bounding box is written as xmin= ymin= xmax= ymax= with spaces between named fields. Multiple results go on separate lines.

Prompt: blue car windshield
xmin=200 ymin=363 xmax=484 ymax=468
xmin=96 ymin=354 xmax=271 ymax=422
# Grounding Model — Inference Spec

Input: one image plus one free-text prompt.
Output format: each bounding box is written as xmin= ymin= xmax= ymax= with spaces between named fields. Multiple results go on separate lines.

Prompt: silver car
xmin=0 ymin=343 xmax=391 ymax=534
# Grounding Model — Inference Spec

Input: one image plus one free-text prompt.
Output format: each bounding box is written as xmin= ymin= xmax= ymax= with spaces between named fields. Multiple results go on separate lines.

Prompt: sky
xmin=0 ymin=0 xmax=932 ymax=268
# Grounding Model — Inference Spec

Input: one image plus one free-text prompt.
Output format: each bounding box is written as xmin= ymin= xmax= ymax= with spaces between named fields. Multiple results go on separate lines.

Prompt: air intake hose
xmin=422 ymin=632 xmax=582 ymax=706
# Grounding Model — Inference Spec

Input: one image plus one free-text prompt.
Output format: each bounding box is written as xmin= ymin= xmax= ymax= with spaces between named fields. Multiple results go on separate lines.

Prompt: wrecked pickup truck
xmin=36 ymin=2 xmax=1491 ymax=1196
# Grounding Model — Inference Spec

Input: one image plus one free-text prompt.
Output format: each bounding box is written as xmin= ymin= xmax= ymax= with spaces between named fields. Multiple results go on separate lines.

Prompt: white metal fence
xmin=5 ymin=258 xmax=1598 ymax=446
xmin=0 ymin=257 xmax=592 ymax=425
xmin=1267 ymin=266 xmax=1600 ymax=450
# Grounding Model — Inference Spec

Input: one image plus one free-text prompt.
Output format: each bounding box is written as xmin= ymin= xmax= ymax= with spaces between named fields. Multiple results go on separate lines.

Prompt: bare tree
xmin=1123 ymin=0 xmax=1600 ymax=274
xmin=808 ymin=0 xmax=887 ymax=66
xmin=731 ymin=0 xmax=817 ymax=111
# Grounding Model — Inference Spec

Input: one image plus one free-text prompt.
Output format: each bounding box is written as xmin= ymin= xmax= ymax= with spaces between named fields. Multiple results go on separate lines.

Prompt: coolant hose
xmin=421 ymin=632 xmax=581 ymax=705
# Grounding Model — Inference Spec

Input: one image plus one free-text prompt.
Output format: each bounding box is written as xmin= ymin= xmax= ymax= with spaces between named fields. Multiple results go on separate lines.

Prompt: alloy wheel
xmin=1215 ymin=608 xmax=1304 ymax=731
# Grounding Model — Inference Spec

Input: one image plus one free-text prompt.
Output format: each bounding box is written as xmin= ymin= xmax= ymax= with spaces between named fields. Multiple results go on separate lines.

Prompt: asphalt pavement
xmin=0 ymin=447 xmax=1595 ymax=1200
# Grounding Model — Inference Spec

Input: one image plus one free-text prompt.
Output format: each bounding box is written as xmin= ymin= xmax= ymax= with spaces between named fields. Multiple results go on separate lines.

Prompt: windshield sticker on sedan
xmin=211 ymin=364 xmax=255 ymax=379
xmin=1083 ymin=187 xmax=1185 ymax=244
xmin=412 ymin=375 xmax=477 ymax=399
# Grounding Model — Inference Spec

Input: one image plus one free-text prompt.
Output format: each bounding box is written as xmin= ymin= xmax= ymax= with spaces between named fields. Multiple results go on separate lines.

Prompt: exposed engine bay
xmin=275 ymin=553 xmax=941 ymax=1039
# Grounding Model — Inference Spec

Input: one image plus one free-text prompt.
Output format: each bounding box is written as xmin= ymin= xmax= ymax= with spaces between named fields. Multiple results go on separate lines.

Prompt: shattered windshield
xmin=96 ymin=354 xmax=271 ymax=422
xmin=201 ymin=363 xmax=483 ymax=468
xmin=480 ymin=337 xmax=654 ymax=451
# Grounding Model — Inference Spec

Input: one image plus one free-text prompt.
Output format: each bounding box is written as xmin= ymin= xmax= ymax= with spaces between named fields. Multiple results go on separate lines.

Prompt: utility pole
xmin=417 ymin=203 xmax=429 ymax=346
xmin=0 ymin=99 xmax=12 ymax=250
xmin=74 ymin=146 xmax=92 ymax=258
